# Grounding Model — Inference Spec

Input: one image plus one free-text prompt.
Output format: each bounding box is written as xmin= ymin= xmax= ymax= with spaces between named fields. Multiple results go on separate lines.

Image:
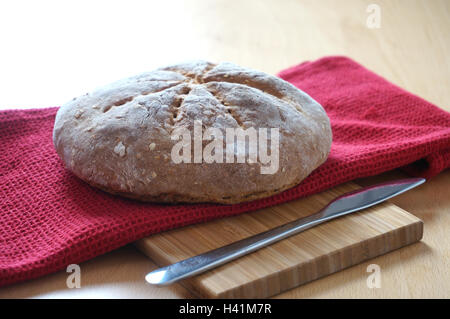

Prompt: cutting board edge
xmin=185 ymin=218 xmax=423 ymax=298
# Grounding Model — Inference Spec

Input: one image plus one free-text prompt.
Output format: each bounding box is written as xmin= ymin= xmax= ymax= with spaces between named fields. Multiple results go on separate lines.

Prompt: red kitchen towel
xmin=1 ymin=56 xmax=450 ymax=287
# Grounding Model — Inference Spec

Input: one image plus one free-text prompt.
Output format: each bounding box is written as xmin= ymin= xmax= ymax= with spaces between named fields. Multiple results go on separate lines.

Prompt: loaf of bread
xmin=53 ymin=61 xmax=332 ymax=204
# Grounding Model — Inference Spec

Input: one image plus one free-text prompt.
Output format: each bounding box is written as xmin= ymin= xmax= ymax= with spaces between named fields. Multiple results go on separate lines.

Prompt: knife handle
xmin=146 ymin=211 xmax=323 ymax=285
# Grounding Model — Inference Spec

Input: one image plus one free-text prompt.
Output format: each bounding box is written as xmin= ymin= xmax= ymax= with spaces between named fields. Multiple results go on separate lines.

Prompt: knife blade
xmin=145 ymin=177 xmax=425 ymax=286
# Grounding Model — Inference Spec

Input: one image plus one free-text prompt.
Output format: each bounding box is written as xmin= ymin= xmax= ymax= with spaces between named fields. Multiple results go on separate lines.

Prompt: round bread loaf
xmin=53 ymin=61 xmax=332 ymax=204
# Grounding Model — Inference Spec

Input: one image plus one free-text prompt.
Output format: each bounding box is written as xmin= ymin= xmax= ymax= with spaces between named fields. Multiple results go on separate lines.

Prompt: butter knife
xmin=145 ymin=177 xmax=425 ymax=285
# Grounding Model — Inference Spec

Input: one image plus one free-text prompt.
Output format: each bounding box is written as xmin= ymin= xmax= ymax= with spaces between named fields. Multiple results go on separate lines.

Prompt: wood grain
xmin=0 ymin=0 xmax=448 ymax=298
xmin=136 ymin=183 xmax=423 ymax=298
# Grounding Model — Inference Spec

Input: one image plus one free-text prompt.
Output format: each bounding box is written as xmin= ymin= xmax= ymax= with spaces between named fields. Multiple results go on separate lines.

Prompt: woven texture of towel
xmin=1 ymin=56 xmax=450 ymax=287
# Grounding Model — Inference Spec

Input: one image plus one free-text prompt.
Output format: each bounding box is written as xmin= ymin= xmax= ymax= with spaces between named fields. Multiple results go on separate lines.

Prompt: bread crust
xmin=53 ymin=61 xmax=332 ymax=204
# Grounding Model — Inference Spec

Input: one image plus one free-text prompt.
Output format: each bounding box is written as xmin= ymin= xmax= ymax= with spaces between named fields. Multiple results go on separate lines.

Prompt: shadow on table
xmin=274 ymin=240 xmax=433 ymax=298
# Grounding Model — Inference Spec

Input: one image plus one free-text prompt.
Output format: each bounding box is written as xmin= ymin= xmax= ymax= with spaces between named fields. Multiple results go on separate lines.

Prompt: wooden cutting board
xmin=136 ymin=182 xmax=423 ymax=298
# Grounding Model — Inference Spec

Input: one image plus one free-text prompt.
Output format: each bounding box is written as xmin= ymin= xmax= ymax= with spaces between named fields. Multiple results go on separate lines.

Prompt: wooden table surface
xmin=0 ymin=0 xmax=449 ymax=298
